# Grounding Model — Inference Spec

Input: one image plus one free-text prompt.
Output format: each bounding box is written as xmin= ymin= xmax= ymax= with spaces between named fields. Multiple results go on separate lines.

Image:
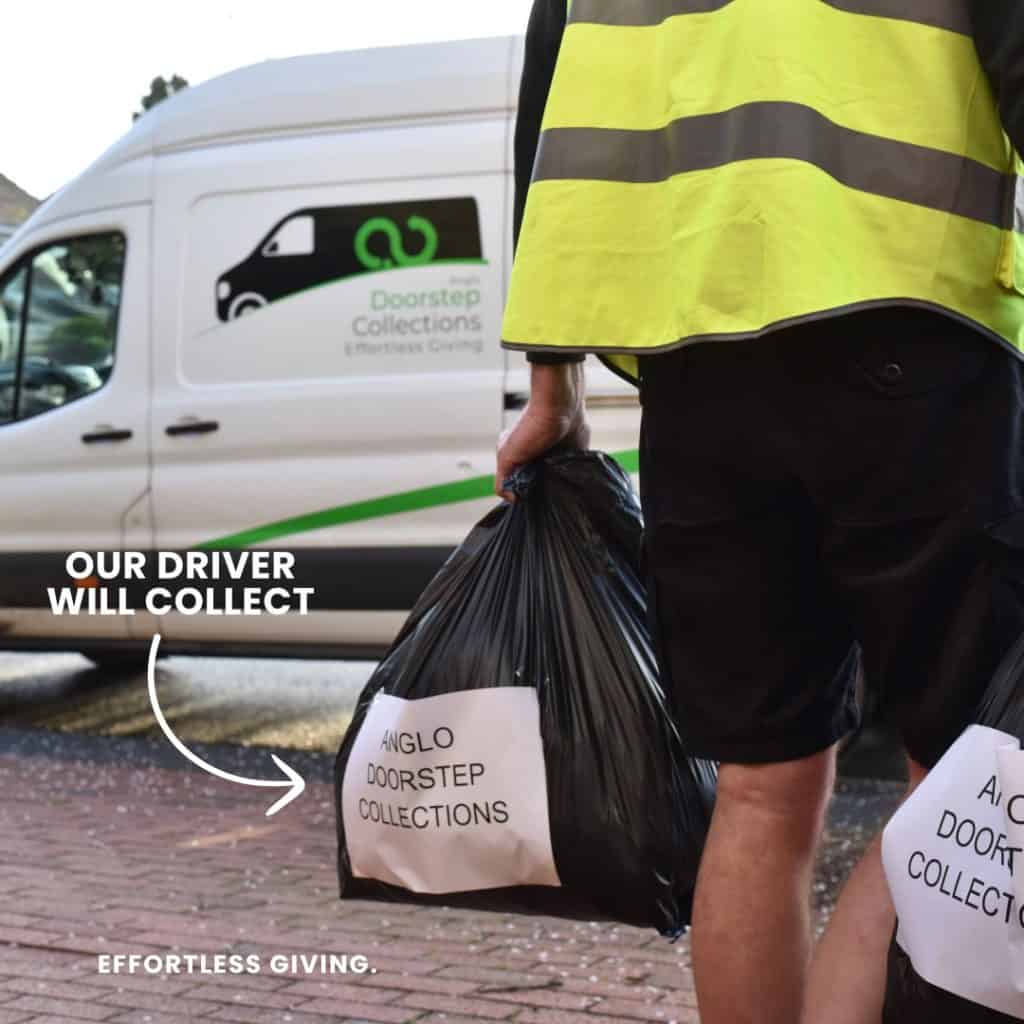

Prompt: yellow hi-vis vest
xmin=501 ymin=0 xmax=1024 ymax=385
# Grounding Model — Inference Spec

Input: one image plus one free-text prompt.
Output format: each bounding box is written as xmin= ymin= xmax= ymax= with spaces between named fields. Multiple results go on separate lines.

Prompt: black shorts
xmin=637 ymin=308 xmax=1024 ymax=768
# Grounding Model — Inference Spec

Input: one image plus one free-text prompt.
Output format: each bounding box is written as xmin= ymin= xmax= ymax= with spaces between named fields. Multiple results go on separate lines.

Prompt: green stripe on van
xmin=614 ymin=448 xmax=639 ymax=474
xmin=198 ymin=448 xmax=640 ymax=549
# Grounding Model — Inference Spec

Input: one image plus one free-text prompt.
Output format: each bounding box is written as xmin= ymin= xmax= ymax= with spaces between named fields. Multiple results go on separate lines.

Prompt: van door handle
xmin=166 ymin=419 xmax=220 ymax=437
xmin=82 ymin=427 xmax=133 ymax=444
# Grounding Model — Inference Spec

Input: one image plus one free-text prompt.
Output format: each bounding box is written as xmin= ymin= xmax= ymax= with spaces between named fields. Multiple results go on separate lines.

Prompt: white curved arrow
xmin=147 ymin=634 xmax=306 ymax=817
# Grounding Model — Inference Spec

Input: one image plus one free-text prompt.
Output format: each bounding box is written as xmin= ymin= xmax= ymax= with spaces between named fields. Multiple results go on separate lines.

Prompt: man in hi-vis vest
xmin=497 ymin=3 xmax=1024 ymax=1022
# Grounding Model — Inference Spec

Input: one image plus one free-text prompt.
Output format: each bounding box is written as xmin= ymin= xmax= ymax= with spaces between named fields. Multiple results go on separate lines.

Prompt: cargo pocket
xmin=845 ymin=317 xmax=992 ymax=399
xmin=826 ymin=310 xmax=998 ymax=525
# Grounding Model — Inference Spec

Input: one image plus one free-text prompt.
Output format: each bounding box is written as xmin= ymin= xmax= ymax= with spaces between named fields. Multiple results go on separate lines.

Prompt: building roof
xmin=0 ymin=174 xmax=40 ymax=226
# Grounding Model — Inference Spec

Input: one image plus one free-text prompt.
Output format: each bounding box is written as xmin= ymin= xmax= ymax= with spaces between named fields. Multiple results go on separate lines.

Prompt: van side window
xmin=262 ymin=215 xmax=314 ymax=257
xmin=2 ymin=232 xmax=126 ymax=424
xmin=0 ymin=265 xmax=28 ymax=425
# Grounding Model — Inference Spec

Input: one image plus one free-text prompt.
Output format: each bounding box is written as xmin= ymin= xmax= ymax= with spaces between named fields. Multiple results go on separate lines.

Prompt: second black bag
xmin=883 ymin=633 xmax=1024 ymax=1022
xmin=334 ymin=451 xmax=716 ymax=938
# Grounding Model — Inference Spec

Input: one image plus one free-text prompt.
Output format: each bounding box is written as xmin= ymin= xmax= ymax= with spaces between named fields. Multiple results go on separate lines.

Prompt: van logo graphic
xmin=354 ymin=217 xmax=439 ymax=271
xmin=216 ymin=197 xmax=483 ymax=322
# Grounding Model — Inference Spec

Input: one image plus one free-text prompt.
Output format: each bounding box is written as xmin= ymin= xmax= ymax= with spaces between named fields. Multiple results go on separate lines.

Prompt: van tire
xmin=228 ymin=293 xmax=267 ymax=319
xmin=82 ymin=649 xmax=163 ymax=673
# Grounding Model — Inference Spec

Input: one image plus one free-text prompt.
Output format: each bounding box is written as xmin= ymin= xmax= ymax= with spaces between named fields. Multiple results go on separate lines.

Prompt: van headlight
xmin=217 ymin=281 xmax=231 ymax=301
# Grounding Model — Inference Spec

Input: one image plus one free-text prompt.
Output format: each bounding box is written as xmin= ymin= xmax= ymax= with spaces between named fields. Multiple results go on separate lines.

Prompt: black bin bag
xmin=882 ymin=632 xmax=1024 ymax=1022
xmin=333 ymin=451 xmax=716 ymax=938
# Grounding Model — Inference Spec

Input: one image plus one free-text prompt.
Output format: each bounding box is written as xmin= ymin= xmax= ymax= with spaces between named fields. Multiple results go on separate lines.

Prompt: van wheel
xmin=82 ymin=649 xmax=162 ymax=673
xmin=228 ymin=293 xmax=267 ymax=319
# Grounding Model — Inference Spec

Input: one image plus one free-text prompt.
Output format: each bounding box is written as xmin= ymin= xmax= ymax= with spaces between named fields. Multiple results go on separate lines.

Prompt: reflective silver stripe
xmin=1014 ymin=178 xmax=1024 ymax=236
xmin=821 ymin=0 xmax=971 ymax=36
xmin=568 ymin=0 xmax=733 ymax=27
xmin=534 ymin=102 xmax=1015 ymax=229
xmin=569 ymin=0 xmax=970 ymax=32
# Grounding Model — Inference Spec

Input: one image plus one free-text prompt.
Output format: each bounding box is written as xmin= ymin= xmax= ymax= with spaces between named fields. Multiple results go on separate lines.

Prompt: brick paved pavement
xmin=0 ymin=744 xmax=705 ymax=1024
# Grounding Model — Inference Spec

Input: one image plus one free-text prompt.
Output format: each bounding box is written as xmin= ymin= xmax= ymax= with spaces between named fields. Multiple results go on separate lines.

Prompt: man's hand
xmin=496 ymin=361 xmax=590 ymax=501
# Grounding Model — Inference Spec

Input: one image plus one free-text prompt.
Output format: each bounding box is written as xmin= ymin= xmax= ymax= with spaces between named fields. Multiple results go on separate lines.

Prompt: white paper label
xmin=341 ymin=687 xmax=561 ymax=894
xmin=998 ymin=745 xmax=1024 ymax=993
xmin=881 ymin=724 xmax=1024 ymax=1017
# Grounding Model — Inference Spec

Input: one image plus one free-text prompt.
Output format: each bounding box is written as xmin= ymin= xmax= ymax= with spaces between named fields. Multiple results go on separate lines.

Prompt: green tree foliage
xmin=45 ymin=315 xmax=113 ymax=366
xmin=55 ymin=235 xmax=126 ymax=292
xmin=134 ymin=75 xmax=189 ymax=121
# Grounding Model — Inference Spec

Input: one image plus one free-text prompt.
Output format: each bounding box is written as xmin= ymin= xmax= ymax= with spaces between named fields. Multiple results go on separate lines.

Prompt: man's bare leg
xmin=691 ymin=745 xmax=838 ymax=1024
xmin=800 ymin=757 xmax=929 ymax=1024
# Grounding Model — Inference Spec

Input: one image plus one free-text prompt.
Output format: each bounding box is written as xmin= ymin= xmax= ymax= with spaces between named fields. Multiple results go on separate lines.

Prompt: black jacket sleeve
xmin=514 ymin=0 xmax=567 ymax=255
xmin=512 ymin=0 xmax=584 ymax=366
xmin=971 ymin=2 xmax=1024 ymax=158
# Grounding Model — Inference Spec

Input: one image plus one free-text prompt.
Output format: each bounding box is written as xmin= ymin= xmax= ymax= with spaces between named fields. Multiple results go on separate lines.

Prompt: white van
xmin=0 ymin=36 xmax=640 ymax=666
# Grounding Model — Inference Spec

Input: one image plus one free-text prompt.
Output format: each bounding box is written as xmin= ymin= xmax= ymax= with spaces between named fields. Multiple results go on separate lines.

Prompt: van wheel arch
xmin=228 ymin=293 xmax=268 ymax=319
xmin=81 ymin=648 xmax=167 ymax=673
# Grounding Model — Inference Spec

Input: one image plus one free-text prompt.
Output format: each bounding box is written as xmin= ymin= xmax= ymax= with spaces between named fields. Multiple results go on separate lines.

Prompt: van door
xmin=150 ymin=122 xmax=508 ymax=652
xmin=0 ymin=207 xmax=152 ymax=645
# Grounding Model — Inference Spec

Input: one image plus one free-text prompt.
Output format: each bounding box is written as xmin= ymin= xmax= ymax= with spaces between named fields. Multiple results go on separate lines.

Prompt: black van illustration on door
xmin=216 ymin=197 xmax=483 ymax=322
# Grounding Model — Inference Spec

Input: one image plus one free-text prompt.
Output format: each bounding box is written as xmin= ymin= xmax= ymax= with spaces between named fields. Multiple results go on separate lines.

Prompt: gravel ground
xmin=814 ymin=777 xmax=904 ymax=925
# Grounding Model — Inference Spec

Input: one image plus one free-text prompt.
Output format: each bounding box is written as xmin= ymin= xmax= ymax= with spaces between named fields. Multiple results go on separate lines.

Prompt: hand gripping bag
xmin=333 ymin=451 xmax=716 ymax=938
xmin=882 ymin=633 xmax=1024 ymax=1021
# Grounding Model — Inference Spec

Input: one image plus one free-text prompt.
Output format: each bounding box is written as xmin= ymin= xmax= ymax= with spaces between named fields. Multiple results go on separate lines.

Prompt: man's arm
xmin=496 ymin=0 xmax=587 ymax=499
xmin=496 ymin=361 xmax=589 ymax=500
xmin=971 ymin=2 xmax=1024 ymax=157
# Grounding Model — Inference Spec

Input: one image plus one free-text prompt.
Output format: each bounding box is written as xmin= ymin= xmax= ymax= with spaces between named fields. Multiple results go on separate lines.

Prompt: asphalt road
xmin=0 ymin=650 xmax=907 ymax=777
xmin=0 ymin=651 xmax=371 ymax=753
